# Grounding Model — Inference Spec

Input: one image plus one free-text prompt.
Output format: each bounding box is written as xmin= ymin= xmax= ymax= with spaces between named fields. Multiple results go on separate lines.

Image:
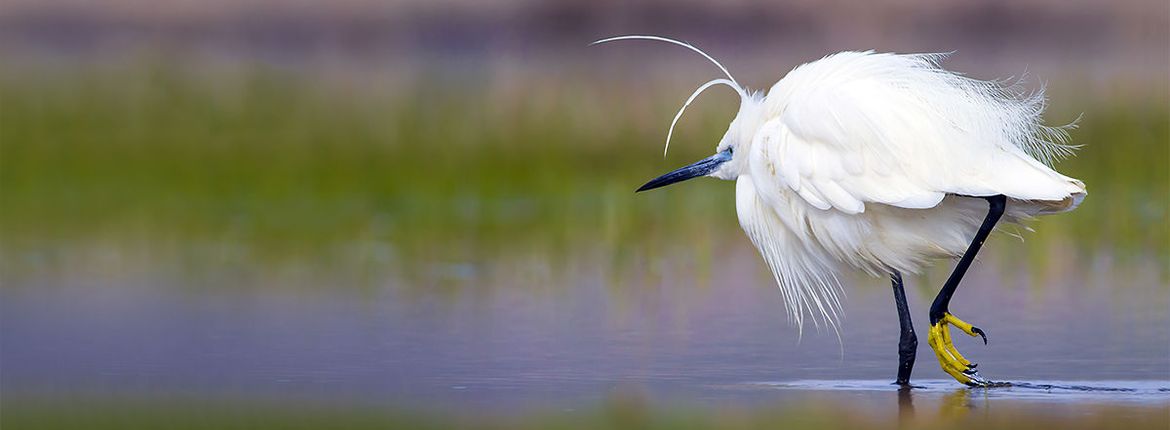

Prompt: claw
xmin=960 ymin=365 xmax=992 ymax=387
xmin=964 ymin=373 xmax=991 ymax=387
xmin=971 ymin=326 xmax=988 ymax=345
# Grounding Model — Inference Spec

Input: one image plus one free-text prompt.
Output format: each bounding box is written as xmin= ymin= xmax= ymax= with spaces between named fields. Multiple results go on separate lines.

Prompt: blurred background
xmin=1 ymin=1 xmax=1167 ymax=428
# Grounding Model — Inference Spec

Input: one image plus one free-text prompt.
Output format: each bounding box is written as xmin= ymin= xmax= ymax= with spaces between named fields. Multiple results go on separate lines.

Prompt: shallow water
xmin=763 ymin=380 xmax=1170 ymax=403
xmin=3 ymin=243 xmax=1166 ymax=415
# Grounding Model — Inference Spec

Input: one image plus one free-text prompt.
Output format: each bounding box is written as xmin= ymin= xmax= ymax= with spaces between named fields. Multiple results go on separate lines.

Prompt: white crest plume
xmin=591 ymin=35 xmax=747 ymax=156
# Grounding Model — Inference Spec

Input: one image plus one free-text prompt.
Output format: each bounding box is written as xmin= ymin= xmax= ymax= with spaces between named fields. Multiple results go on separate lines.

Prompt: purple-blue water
xmin=2 ymin=245 xmax=1168 ymax=411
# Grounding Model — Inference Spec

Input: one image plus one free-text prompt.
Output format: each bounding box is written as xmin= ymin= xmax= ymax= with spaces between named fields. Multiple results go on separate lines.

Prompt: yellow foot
xmin=928 ymin=313 xmax=1005 ymax=387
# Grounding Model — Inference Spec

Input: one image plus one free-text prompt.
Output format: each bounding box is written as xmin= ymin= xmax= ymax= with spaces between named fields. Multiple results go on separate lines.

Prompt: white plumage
xmin=597 ymin=37 xmax=1087 ymax=335
xmin=736 ymin=51 xmax=1086 ymax=332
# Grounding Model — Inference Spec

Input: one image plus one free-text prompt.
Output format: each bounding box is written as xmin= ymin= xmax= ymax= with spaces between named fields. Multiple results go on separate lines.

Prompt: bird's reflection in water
xmin=897 ymin=386 xmax=916 ymax=425
xmin=897 ymin=387 xmax=977 ymax=424
xmin=940 ymin=388 xmax=974 ymax=418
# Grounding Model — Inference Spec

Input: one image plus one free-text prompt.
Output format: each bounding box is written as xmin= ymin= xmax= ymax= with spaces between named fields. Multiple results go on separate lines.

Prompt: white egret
xmin=595 ymin=35 xmax=1086 ymax=387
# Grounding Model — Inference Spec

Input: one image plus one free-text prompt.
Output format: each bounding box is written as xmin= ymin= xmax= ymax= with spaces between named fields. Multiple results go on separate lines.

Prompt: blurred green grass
xmin=0 ymin=63 xmax=1166 ymax=280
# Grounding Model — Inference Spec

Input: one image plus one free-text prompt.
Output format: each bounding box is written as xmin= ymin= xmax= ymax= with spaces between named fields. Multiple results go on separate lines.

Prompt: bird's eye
xmin=726 ymin=147 xmax=734 ymax=155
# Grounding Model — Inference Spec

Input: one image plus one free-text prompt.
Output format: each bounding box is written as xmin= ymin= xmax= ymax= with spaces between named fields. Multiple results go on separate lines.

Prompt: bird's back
xmin=757 ymin=51 xmax=1085 ymax=213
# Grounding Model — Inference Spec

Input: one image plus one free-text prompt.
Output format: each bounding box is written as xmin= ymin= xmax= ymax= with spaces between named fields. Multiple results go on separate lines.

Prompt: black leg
xmin=891 ymin=271 xmax=917 ymax=386
xmin=928 ymin=195 xmax=1006 ymax=331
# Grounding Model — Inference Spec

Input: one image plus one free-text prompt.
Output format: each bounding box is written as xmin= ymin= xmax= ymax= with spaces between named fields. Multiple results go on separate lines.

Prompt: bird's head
xmin=709 ymin=93 xmax=765 ymax=180
xmin=590 ymin=35 xmax=765 ymax=192
xmin=636 ymin=93 xmax=764 ymax=191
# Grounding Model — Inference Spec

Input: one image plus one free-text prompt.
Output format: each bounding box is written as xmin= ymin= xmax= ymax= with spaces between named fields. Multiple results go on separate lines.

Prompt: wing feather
xmin=756 ymin=51 xmax=1084 ymax=213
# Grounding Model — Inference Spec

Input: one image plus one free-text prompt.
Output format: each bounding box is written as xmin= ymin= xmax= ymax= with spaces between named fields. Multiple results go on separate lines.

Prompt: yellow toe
xmin=943 ymin=313 xmax=981 ymax=338
xmin=939 ymin=323 xmax=973 ymax=367
xmin=928 ymin=314 xmax=991 ymax=386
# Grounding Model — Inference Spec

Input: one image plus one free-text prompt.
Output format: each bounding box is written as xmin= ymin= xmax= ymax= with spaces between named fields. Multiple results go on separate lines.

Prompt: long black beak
xmin=636 ymin=150 xmax=732 ymax=192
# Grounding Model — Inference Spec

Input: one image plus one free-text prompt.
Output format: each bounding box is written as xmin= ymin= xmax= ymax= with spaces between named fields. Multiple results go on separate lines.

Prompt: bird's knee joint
xmin=986 ymin=194 xmax=1007 ymax=213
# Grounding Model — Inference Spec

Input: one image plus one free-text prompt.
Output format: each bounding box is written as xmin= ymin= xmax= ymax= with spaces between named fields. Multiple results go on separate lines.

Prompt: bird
xmin=594 ymin=35 xmax=1086 ymax=387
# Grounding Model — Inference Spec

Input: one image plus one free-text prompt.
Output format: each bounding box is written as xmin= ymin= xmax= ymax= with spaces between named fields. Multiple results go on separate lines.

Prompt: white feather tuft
xmin=737 ymin=177 xmax=846 ymax=338
xmin=907 ymin=53 xmax=1082 ymax=166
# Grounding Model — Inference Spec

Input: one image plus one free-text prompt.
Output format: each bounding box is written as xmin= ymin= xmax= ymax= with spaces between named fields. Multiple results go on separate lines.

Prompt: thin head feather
xmin=592 ymin=35 xmax=747 ymax=157
xmin=665 ymin=78 xmax=740 ymax=156
xmin=591 ymin=35 xmax=743 ymax=89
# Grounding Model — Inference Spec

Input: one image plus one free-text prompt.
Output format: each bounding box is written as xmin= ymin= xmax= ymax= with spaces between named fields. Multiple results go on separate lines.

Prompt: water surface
xmin=4 ymin=244 xmax=1166 ymax=414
